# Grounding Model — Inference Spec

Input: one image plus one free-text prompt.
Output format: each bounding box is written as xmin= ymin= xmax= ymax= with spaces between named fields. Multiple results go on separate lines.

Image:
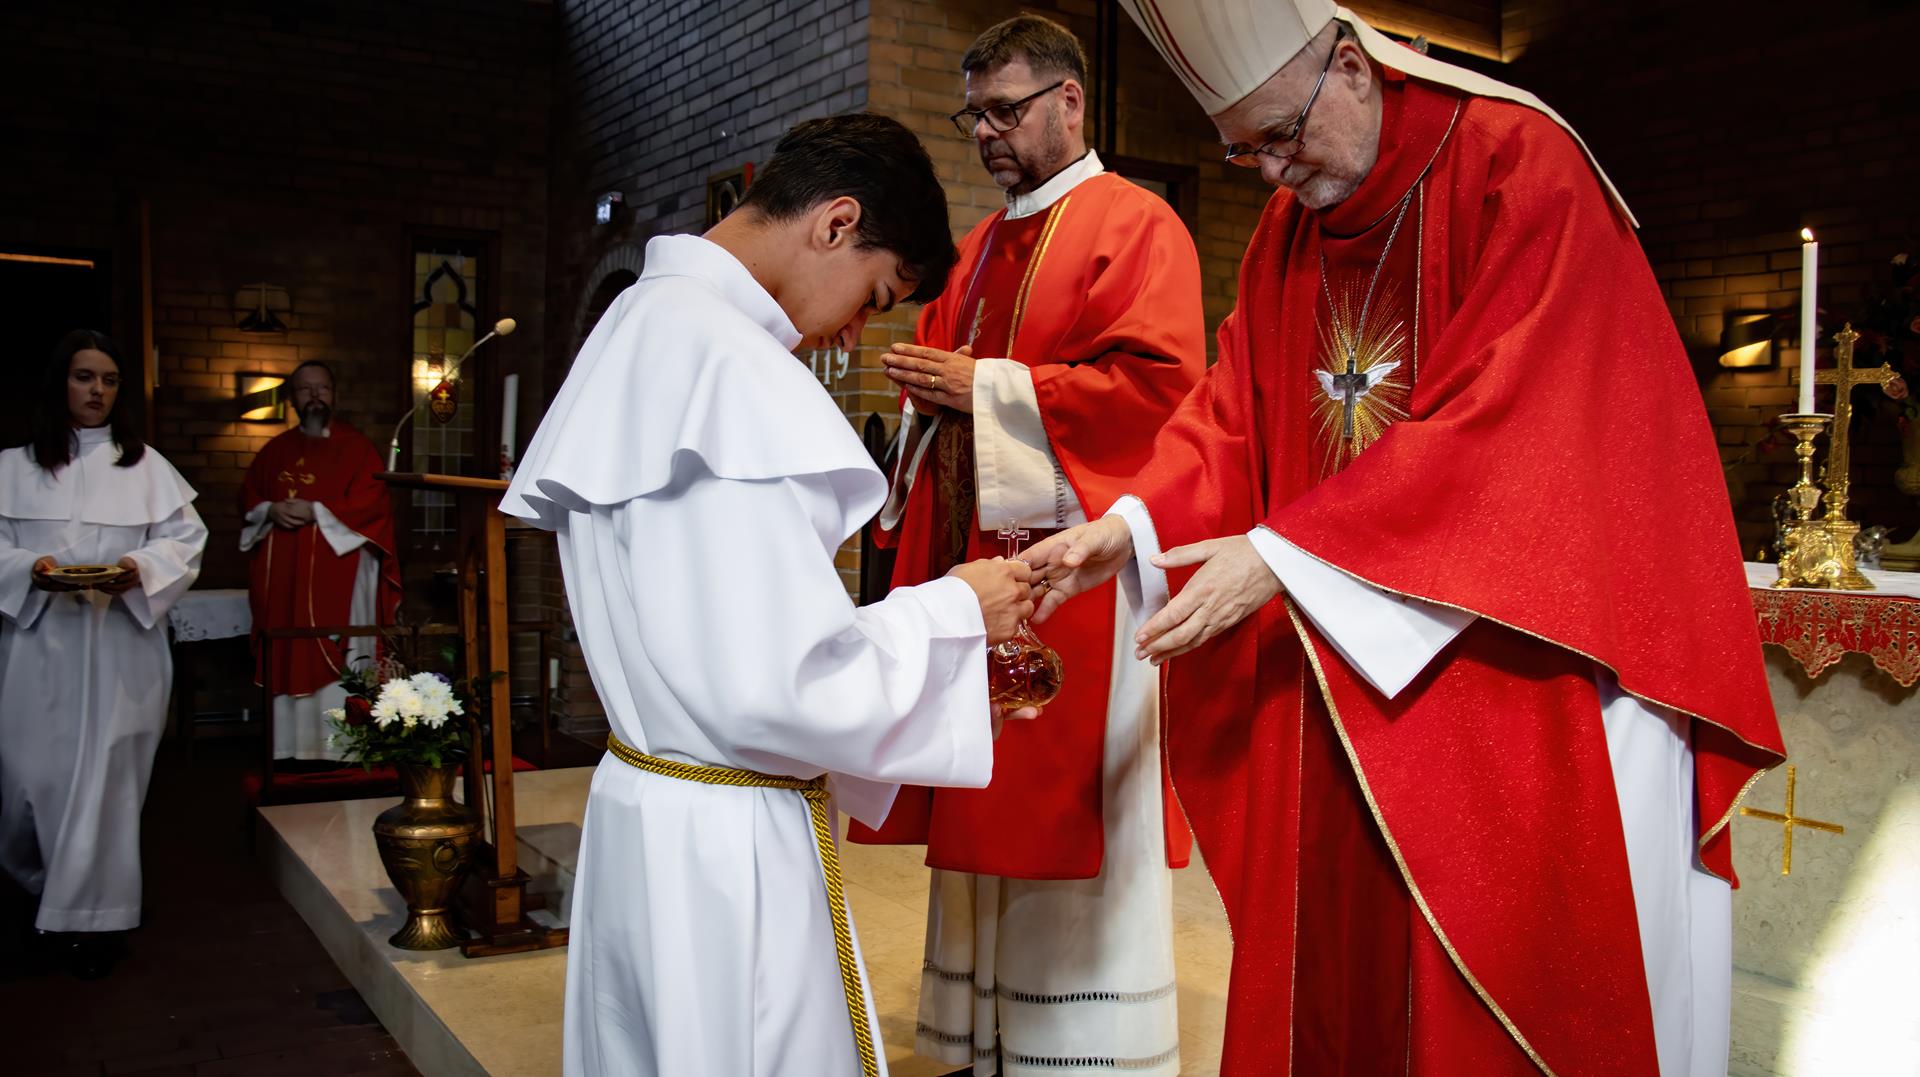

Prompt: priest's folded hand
xmin=1136 ymin=536 xmax=1283 ymax=665
xmin=267 ymin=499 xmax=314 ymax=529
xmin=1025 ymin=515 xmax=1134 ymax=624
xmin=29 ymin=556 xmax=79 ymax=593
xmin=884 ymin=343 xmax=976 ymax=413
xmin=95 ymin=557 xmax=143 ymax=596
xmin=947 ymin=556 xmax=1035 ymax=645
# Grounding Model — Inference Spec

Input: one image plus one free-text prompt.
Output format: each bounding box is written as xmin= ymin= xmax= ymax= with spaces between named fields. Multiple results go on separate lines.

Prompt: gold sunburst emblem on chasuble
xmin=1314 ymin=276 xmax=1411 ymax=476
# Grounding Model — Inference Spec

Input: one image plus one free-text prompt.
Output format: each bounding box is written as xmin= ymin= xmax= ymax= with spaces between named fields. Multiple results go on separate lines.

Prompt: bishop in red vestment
xmin=240 ymin=361 xmax=401 ymax=760
xmin=1029 ymin=4 xmax=1785 ymax=1075
xmin=848 ymin=15 xmax=1206 ymax=1074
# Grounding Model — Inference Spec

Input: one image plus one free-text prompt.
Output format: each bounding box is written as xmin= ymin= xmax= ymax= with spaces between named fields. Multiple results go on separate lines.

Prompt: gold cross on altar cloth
xmin=1739 ymin=765 xmax=1845 ymax=875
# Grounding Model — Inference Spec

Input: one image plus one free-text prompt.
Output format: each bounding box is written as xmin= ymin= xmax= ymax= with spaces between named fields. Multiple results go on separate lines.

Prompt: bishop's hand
xmin=1135 ymin=536 xmax=1283 ymax=665
xmin=947 ymin=556 xmax=1034 ymax=645
xmin=1025 ymin=515 xmax=1134 ymax=624
xmin=884 ymin=343 xmax=977 ymax=413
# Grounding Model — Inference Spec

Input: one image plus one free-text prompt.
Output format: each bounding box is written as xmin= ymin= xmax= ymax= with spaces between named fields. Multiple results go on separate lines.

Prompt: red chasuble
xmin=1130 ymin=75 xmax=1785 ymax=1075
xmin=241 ymin=421 xmax=401 ymax=698
xmin=849 ymin=170 xmax=1205 ymax=878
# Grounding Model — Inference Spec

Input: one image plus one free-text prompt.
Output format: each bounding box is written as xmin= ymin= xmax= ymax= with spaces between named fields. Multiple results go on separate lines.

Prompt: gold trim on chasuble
xmin=1007 ymin=195 xmax=1071 ymax=354
xmin=602 ymin=734 xmax=881 ymax=1077
xmin=1283 ymin=601 xmax=1559 ymax=1076
xmin=936 ymin=195 xmax=1074 ymax=557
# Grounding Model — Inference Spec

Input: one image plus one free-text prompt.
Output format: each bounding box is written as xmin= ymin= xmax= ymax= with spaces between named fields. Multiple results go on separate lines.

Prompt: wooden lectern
xmin=378 ymin=472 xmax=568 ymax=958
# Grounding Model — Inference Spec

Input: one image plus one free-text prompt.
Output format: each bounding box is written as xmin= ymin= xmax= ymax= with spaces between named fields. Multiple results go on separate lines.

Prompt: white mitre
xmin=1117 ymin=0 xmax=1635 ymax=225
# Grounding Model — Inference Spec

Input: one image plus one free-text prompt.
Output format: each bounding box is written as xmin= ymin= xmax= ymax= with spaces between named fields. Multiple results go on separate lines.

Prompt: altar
xmin=1728 ymin=564 xmax=1920 ymax=1075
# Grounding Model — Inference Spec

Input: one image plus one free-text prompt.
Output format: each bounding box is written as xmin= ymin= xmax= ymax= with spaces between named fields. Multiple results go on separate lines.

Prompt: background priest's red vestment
xmin=851 ymin=171 xmax=1203 ymax=879
xmin=1129 ymin=75 xmax=1784 ymax=1074
xmin=241 ymin=421 xmax=400 ymax=698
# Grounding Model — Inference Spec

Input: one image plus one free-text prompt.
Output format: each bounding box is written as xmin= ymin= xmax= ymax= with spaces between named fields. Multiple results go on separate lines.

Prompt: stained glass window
xmin=409 ymin=241 xmax=484 ymax=538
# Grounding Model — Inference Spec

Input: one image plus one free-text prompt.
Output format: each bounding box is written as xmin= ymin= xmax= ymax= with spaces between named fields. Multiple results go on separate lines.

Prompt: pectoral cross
xmin=1331 ymin=352 xmax=1369 ymax=441
xmin=1739 ymin=765 xmax=1846 ymax=875
xmin=998 ymin=520 xmax=1030 ymax=560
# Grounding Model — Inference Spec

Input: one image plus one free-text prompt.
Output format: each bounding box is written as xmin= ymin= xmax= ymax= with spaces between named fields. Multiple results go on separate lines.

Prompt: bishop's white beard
xmin=1286 ymin=137 xmax=1381 ymax=211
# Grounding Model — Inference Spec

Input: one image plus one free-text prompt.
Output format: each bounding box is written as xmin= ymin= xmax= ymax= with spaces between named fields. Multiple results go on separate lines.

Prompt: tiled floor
xmin=1 ymin=740 xmax=420 ymax=1077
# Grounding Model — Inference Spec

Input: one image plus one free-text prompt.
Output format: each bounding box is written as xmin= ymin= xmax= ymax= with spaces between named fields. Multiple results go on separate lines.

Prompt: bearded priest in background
xmin=849 ymin=15 xmax=1205 ymax=1076
xmin=240 ymin=360 xmax=401 ymax=762
xmin=1027 ymin=3 xmax=1785 ymax=1075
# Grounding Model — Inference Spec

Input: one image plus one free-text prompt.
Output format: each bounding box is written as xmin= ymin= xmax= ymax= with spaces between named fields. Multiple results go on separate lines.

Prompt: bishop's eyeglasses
xmin=949 ymin=81 xmax=1066 ymax=138
xmin=1223 ymin=26 xmax=1346 ymax=167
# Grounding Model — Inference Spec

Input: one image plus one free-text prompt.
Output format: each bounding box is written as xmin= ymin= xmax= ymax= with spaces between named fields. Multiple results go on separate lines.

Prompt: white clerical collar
xmin=642 ymin=233 xmax=803 ymax=351
xmin=1005 ymin=150 xmax=1104 ymax=220
xmin=75 ymin=424 xmax=114 ymax=445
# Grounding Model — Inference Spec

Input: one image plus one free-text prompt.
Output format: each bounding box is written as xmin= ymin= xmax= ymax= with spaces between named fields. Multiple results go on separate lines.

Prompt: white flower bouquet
xmin=326 ymin=661 xmax=472 ymax=769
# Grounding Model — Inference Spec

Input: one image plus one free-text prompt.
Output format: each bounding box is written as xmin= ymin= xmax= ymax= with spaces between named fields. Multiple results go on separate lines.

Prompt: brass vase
xmin=372 ymin=762 xmax=480 ymax=950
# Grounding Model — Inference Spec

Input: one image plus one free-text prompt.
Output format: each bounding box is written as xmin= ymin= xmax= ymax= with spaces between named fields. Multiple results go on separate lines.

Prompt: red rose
xmin=343 ymin=696 xmax=374 ymax=727
xmin=1907 ymin=315 xmax=1920 ymax=336
xmin=1888 ymin=375 xmax=1910 ymax=402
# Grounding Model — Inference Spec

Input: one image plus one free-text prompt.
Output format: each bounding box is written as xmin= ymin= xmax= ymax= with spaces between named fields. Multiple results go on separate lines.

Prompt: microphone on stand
xmin=388 ymin=317 xmax=517 ymax=471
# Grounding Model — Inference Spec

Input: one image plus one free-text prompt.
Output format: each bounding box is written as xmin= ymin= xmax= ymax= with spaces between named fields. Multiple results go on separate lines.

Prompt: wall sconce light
xmin=236 ymin=281 xmax=290 ymax=334
xmin=595 ymin=191 xmax=624 ymax=225
xmin=1718 ymin=311 xmax=1777 ymax=369
xmin=237 ymin=372 xmax=286 ymax=421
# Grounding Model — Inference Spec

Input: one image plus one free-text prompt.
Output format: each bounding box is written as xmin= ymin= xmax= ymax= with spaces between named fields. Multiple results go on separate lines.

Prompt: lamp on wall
xmin=1718 ymin=311 xmax=1777 ymax=369
xmin=236 ymin=281 xmax=290 ymax=334
xmin=237 ymin=372 xmax=286 ymax=421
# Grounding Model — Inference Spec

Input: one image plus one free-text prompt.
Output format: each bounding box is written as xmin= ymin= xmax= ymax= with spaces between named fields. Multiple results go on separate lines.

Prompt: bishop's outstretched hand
xmin=1023 ymin=515 xmax=1134 ymax=624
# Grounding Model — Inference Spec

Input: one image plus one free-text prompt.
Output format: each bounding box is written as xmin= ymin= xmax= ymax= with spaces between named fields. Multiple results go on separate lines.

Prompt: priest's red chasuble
xmin=850 ymin=171 xmax=1205 ymax=878
xmin=241 ymin=421 xmax=401 ymax=697
xmin=1131 ymin=75 xmax=1785 ymax=1074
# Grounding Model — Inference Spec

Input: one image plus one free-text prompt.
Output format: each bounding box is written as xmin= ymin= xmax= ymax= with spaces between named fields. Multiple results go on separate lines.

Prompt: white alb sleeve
xmin=1246 ymin=526 xmax=1475 ymax=699
xmin=972 ymin=357 xmax=1086 ymax=530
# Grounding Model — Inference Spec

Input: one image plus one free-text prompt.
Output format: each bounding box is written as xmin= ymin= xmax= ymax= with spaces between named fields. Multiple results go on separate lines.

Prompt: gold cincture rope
xmin=603 ymin=733 xmax=877 ymax=1077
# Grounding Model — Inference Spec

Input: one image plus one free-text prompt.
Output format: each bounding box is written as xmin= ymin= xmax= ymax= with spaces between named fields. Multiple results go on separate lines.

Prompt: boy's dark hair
xmin=961 ymin=14 xmax=1087 ymax=84
xmin=738 ymin=113 xmax=957 ymax=304
xmin=32 ymin=329 xmax=146 ymax=472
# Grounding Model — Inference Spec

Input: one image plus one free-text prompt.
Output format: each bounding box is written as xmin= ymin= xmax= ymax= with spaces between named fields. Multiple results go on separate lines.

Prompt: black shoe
xmin=63 ymin=932 xmax=125 ymax=980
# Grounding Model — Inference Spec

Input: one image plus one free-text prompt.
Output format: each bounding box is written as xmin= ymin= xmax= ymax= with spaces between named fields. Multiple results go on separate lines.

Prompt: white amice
xmin=0 ymin=427 xmax=207 ymax=932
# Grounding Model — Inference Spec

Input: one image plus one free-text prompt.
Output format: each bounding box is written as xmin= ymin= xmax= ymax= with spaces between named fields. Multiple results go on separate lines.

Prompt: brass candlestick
xmin=1772 ymin=413 xmax=1848 ymax=589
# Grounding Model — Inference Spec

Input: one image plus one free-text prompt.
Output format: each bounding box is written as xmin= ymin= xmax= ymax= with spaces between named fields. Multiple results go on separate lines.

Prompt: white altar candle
xmin=1799 ymin=228 xmax=1818 ymax=414
xmin=500 ymin=373 xmax=520 ymax=477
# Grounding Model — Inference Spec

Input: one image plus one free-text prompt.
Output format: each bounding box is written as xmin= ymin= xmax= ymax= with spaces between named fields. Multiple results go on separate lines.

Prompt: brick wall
xmin=0 ymin=0 xmax=553 ymax=590
xmin=1502 ymin=0 xmax=1920 ymax=554
xmin=540 ymin=0 xmax=870 ymax=722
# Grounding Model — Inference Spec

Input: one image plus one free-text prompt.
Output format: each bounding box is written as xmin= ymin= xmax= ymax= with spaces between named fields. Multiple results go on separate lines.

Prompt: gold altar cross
xmin=1804 ymin=325 xmax=1899 ymax=512
xmin=1739 ymin=765 xmax=1846 ymax=875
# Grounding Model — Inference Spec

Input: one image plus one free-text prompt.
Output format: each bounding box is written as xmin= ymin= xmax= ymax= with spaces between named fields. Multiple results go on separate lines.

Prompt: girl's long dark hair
xmin=31 ymin=330 xmax=147 ymax=472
